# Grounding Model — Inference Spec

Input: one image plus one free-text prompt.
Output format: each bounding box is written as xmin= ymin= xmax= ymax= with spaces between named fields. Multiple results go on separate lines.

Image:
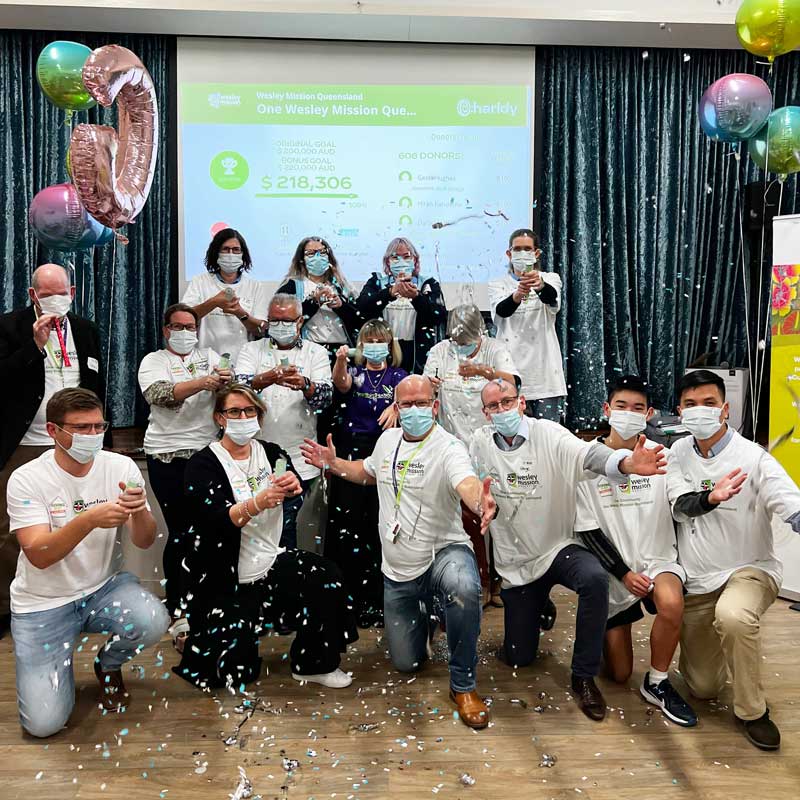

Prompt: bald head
xmin=480 ymin=378 xmax=518 ymax=407
xmin=31 ymin=264 xmax=70 ymax=294
xmin=395 ymin=374 xmax=435 ymax=405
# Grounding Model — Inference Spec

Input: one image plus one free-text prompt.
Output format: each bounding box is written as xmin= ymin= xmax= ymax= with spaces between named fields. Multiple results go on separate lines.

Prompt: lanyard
xmin=44 ymin=320 xmax=70 ymax=373
xmin=391 ymin=430 xmax=433 ymax=509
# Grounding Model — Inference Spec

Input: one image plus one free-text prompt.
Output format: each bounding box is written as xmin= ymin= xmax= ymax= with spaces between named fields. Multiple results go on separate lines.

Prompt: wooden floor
xmin=1 ymin=591 xmax=799 ymax=800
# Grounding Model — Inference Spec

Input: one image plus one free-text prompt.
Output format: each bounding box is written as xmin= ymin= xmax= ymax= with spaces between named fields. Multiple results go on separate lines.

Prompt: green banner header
xmin=181 ymin=84 xmax=529 ymax=127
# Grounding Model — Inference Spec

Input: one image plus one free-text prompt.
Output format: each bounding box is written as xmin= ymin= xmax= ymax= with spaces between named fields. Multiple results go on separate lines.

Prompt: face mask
xmin=491 ymin=408 xmax=522 ymax=438
xmin=218 ymin=253 xmax=243 ymax=274
xmin=681 ymin=406 xmax=724 ymax=440
xmin=305 ymin=252 xmax=330 ymax=277
xmin=510 ymin=251 xmax=537 ymax=274
xmin=225 ymin=417 xmax=261 ymax=445
xmin=363 ymin=342 xmax=389 ymax=363
xmin=455 ymin=342 xmax=478 ymax=359
xmin=608 ymin=410 xmax=647 ymax=440
xmin=37 ymin=292 xmax=72 ymax=318
xmin=169 ymin=330 xmax=198 ymax=355
xmin=56 ymin=428 xmax=104 ymax=464
xmin=389 ymin=258 xmax=415 ymax=277
xmin=269 ymin=321 xmax=299 ymax=346
xmin=399 ymin=406 xmax=434 ymax=438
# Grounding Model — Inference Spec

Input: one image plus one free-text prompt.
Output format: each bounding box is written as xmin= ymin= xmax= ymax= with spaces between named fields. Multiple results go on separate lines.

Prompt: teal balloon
xmin=749 ymin=106 xmax=800 ymax=176
xmin=36 ymin=41 xmax=96 ymax=112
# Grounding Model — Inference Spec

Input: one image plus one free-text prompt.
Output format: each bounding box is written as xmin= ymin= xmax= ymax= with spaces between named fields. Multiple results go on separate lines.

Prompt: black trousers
xmin=500 ymin=544 xmax=609 ymax=678
xmin=146 ymin=455 xmax=192 ymax=619
xmin=325 ymin=433 xmax=383 ymax=616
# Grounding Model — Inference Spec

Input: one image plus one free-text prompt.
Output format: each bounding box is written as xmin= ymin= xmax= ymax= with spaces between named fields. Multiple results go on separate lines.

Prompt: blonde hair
xmin=214 ymin=383 xmax=267 ymax=425
xmin=354 ymin=318 xmax=402 ymax=367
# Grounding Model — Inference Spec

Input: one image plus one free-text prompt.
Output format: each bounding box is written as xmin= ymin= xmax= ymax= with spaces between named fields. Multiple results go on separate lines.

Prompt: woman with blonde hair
xmin=327 ymin=319 xmax=408 ymax=627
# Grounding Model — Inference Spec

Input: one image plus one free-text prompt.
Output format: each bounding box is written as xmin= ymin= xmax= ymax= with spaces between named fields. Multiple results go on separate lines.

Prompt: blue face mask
xmin=455 ymin=342 xmax=478 ymax=359
xmin=305 ymin=252 xmax=330 ymax=277
xmin=399 ymin=406 xmax=434 ymax=437
xmin=363 ymin=342 xmax=390 ymax=363
xmin=491 ymin=408 xmax=522 ymax=438
xmin=389 ymin=258 xmax=415 ymax=277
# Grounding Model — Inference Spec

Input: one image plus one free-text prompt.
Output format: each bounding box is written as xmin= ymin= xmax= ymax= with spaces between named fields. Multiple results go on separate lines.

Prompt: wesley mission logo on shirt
xmin=596 ymin=477 xmax=654 ymax=506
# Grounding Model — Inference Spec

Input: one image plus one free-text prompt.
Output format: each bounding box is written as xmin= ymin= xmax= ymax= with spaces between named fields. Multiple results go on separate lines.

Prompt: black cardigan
xmin=0 ymin=305 xmax=106 ymax=467
xmin=356 ymin=273 xmax=447 ymax=374
xmin=277 ymin=277 xmax=362 ymax=345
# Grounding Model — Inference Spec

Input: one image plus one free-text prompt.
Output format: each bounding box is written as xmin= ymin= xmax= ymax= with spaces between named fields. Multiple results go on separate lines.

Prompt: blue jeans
xmin=525 ymin=396 xmax=565 ymax=423
xmin=11 ymin=571 xmax=169 ymax=738
xmin=383 ymin=544 xmax=481 ymax=693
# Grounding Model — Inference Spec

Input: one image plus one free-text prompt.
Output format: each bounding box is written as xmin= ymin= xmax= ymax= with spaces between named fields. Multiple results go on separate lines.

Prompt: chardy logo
xmin=210 ymin=151 xmax=249 ymax=190
xmin=456 ymin=98 xmax=519 ymax=118
xmin=208 ymin=92 xmax=241 ymax=109
xmin=701 ymin=479 xmax=715 ymax=491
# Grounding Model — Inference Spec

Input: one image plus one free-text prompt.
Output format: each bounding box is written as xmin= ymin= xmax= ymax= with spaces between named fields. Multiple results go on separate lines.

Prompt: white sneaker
xmin=292 ymin=669 xmax=353 ymax=688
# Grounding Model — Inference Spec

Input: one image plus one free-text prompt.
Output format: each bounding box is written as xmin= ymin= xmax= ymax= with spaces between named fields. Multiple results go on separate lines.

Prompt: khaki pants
xmin=0 ymin=445 xmax=52 ymax=615
xmin=679 ymin=566 xmax=779 ymax=721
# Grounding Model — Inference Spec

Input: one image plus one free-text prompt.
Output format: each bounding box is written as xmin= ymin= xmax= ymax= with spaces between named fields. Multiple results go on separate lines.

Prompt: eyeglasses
xmin=220 ymin=246 xmax=243 ymax=254
xmin=220 ymin=406 xmax=260 ymax=419
xmin=268 ymin=317 xmax=301 ymax=324
xmin=304 ymin=248 xmax=328 ymax=257
xmin=397 ymin=399 xmax=434 ymax=410
xmin=58 ymin=422 xmax=110 ymax=434
xmin=166 ymin=323 xmax=198 ymax=332
xmin=484 ymin=396 xmax=520 ymax=414
xmin=389 ymin=253 xmax=411 ymax=261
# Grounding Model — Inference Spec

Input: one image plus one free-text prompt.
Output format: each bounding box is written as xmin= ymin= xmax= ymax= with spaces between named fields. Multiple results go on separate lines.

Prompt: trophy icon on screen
xmin=221 ymin=156 xmax=238 ymax=176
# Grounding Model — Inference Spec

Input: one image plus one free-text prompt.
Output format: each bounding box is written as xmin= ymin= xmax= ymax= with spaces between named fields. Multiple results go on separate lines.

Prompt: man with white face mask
xmin=469 ymin=379 xmax=668 ymax=722
xmin=667 ymin=369 xmax=800 ymax=751
xmin=137 ymin=303 xmax=231 ymax=633
xmin=236 ymin=294 xmax=333 ymax=549
xmin=0 ymin=263 xmax=105 ymax=638
xmin=6 ymin=388 xmax=169 ymax=737
xmin=488 ymin=229 xmax=566 ymax=422
xmin=575 ymin=376 xmax=696 ymax=728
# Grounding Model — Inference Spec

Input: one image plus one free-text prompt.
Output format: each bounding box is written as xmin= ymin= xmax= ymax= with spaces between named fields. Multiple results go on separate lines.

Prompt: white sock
xmin=649 ymin=667 xmax=669 ymax=686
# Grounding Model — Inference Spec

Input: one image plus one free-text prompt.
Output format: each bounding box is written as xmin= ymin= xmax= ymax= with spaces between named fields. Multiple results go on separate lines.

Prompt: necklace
xmin=365 ymin=366 xmax=386 ymax=391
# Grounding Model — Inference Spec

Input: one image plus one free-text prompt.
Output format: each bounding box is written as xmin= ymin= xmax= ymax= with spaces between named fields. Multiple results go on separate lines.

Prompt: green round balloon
xmin=748 ymin=106 xmax=800 ymax=176
xmin=736 ymin=0 xmax=800 ymax=61
xmin=36 ymin=40 xmax=96 ymax=112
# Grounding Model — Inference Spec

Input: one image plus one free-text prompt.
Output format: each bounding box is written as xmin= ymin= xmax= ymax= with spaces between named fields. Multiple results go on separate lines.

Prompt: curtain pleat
xmin=0 ymin=31 xmax=173 ymax=427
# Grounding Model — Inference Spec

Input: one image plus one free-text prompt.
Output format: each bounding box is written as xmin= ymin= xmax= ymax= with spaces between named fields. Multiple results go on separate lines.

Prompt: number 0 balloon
xmin=69 ymin=45 xmax=159 ymax=230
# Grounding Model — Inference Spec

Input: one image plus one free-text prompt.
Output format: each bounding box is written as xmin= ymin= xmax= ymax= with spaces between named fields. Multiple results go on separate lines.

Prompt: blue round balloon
xmin=698 ymin=73 xmax=773 ymax=143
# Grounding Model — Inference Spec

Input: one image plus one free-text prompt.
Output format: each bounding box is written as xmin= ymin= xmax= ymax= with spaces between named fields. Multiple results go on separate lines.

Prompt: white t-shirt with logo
xmin=302 ymin=279 xmax=348 ymax=345
xmin=181 ymin=272 xmax=269 ymax=364
xmin=383 ymin=295 xmax=416 ymax=341
xmin=469 ymin=417 xmax=590 ymax=588
xmin=138 ymin=347 xmax=221 ymax=456
xmin=21 ymin=318 xmax=81 ymax=446
xmin=423 ymin=336 xmax=519 ymax=444
xmin=236 ymin=338 xmax=332 ymax=481
xmin=488 ymin=272 xmax=567 ymax=400
xmin=363 ymin=425 xmax=475 ymax=582
xmin=209 ymin=441 xmax=284 ymax=584
xmin=666 ymin=430 xmax=800 ymax=595
xmin=7 ymin=450 xmax=147 ymax=614
xmin=576 ymin=439 xmax=685 ymax=618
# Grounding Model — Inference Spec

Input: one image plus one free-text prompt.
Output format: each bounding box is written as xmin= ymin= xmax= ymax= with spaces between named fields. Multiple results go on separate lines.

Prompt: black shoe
xmin=571 ymin=675 xmax=606 ymax=721
xmin=0 ymin=613 xmax=10 ymax=640
xmin=640 ymin=672 xmax=697 ymax=727
xmin=540 ymin=597 xmax=557 ymax=631
xmin=373 ymin=610 xmax=384 ymax=628
xmin=737 ymin=709 xmax=781 ymax=750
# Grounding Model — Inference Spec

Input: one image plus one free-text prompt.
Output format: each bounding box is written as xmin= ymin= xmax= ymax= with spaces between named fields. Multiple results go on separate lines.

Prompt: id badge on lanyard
xmin=389 ymin=432 xmax=431 ymax=543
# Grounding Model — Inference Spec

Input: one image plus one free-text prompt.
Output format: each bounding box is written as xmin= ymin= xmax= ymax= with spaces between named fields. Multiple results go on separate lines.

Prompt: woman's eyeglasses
xmin=221 ymin=406 xmax=260 ymax=419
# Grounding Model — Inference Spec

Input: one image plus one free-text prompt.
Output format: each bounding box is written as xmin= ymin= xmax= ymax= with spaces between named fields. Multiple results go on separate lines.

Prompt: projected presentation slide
xmin=179 ymin=82 xmax=532 ymax=287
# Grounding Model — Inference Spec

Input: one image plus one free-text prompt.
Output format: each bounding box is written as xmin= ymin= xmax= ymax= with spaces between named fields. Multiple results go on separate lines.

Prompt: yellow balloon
xmin=736 ymin=0 xmax=800 ymax=60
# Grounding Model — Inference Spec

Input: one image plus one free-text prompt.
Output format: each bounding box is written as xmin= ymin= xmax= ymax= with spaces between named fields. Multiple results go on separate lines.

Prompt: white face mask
xmin=37 ymin=292 xmax=72 ymax=318
xmin=218 ymin=253 xmax=244 ymax=274
xmin=225 ymin=417 xmax=261 ymax=445
xmin=56 ymin=428 xmax=104 ymax=464
xmin=269 ymin=321 xmax=298 ymax=346
xmin=681 ymin=406 xmax=724 ymax=440
xmin=510 ymin=251 xmax=537 ymax=274
xmin=608 ymin=410 xmax=647 ymax=440
xmin=169 ymin=330 xmax=198 ymax=355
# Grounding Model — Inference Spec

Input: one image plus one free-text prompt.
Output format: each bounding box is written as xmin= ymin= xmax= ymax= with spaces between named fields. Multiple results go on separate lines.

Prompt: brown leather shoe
xmin=449 ymin=689 xmax=490 ymax=729
xmin=571 ymin=675 xmax=606 ymax=722
xmin=94 ymin=659 xmax=131 ymax=712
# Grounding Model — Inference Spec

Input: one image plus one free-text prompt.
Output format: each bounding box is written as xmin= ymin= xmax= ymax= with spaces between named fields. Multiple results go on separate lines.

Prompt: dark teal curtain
xmin=0 ymin=31 xmax=174 ymax=427
xmin=539 ymin=46 xmax=800 ymax=428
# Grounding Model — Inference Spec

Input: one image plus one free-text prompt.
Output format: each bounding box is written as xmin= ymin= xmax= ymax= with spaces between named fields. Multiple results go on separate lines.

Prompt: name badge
xmin=87 ymin=357 xmax=99 ymax=372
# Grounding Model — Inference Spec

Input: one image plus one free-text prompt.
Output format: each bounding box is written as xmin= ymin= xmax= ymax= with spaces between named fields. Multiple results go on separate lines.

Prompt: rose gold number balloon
xmin=69 ymin=45 xmax=158 ymax=230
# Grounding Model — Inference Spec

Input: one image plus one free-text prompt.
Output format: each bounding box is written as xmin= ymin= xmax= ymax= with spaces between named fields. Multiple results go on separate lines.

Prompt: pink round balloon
xmin=210 ymin=221 xmax=229 ymax=237
xmin=29 ymin=182 xmax=113 ymax=250
xmin=698 ymin=73 xmax=772 ymax=143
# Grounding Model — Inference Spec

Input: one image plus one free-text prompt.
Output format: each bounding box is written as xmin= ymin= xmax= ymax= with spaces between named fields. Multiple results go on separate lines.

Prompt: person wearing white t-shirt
xmin=488 ymin=228 xmax=566 ymax=422
xmin=667 ymin=370 xmax=800 ymax=751
xmin=468 ymin=379 xmax=667 ymax=722
xmin=137 ymin=303 xmax=232 ymax=632
xmin=236 ymin=293 xmax=333 ymax=549
xmin=7 ymin=388 xmax=169 ymax=738
xmin=181 ymin=228 xmax=269 ymax=364
xmin=575 ymin=376 xmax=696 ymax=727
xmin=301 ymin=375 xmax=497 ymax=730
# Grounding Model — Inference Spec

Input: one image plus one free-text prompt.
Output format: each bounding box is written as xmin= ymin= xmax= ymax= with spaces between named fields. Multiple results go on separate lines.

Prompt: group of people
xmin=0 ymin=227 xmax=797 ymax=755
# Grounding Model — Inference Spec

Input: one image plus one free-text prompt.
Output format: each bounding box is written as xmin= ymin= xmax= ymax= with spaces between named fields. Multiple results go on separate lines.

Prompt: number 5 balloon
xmin=69 ymin=45 xmax=158 ymax=230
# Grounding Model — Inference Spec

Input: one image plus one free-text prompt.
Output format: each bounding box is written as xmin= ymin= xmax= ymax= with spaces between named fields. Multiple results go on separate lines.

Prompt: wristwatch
xmin=303 ymin=376 xmax=311 ymax=392
xmin=239 ymin=313 xmax=250 ymax=322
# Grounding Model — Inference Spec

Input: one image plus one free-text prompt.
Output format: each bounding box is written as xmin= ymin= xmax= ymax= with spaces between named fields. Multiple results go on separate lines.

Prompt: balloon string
xmin=104 ymin=236 xmax=117 ymax=418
